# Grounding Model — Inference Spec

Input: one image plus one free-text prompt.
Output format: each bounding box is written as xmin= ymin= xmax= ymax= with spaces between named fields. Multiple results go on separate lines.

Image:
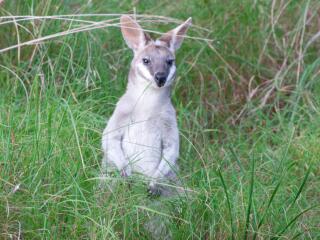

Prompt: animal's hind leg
xmin=144 ymin=173 xmax=188 ymax=240
xmin=148 ymin=169 xmax=185 ymax=197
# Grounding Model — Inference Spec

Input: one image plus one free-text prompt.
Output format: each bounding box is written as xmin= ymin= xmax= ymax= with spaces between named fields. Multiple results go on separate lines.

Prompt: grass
xmin=0 ymin=0 xmax=320 ymax=239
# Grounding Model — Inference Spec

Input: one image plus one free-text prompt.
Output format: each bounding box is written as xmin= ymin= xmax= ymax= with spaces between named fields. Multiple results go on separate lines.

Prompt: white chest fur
xmin=122 ymin=115 xmax=162 ymax=177
xmin=121 ymin=84 xmax=169 ymax=176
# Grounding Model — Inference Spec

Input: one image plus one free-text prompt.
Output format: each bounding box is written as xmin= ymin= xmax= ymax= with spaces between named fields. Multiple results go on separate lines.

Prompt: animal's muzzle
xmin=154 ymin=72 xmax=167 ymax=87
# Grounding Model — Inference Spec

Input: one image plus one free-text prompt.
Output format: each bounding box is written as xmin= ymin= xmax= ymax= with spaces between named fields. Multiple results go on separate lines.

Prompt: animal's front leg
xmin=148 ymin=128 xmax=179 ymax=195
xmin=102 ymin=137 xmax=132 ymax=177
xmin=101 ymin=114 xmax=131 ymax=177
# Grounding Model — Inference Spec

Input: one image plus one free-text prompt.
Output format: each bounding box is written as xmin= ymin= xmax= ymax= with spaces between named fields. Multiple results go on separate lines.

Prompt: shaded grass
xmin=1 ymin=0 xmax=320 ymax=239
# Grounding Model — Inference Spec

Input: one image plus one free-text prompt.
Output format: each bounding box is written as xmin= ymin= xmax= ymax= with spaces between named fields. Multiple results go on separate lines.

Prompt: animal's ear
xmin=157 ymin=17 xmax=192 ymax=51
xmin=120 ymin=15 xmax=151 ymax=52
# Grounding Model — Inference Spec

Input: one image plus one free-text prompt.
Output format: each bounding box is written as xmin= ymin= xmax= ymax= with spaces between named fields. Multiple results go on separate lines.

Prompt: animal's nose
xmin=154 ymin=72 xmax=167 ymax=87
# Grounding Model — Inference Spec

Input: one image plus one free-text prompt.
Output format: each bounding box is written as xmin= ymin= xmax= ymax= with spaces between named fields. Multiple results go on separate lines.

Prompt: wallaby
xmin=101 ymin=15 xmax=192 ymax=195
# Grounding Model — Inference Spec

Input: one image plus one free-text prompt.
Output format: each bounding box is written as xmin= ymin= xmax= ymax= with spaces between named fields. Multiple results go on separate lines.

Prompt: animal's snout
xmin=154 ymin=72 xmax=167 ymax=87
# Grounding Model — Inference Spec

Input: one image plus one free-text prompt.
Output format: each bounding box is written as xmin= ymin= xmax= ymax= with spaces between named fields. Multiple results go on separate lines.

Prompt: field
xmin=0 ymin=0 xmax=320 ymax=239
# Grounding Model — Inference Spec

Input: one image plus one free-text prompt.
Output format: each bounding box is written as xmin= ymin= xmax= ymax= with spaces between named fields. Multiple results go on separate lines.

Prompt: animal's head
xmin=120 ymin=15 xmax=192 ymax=88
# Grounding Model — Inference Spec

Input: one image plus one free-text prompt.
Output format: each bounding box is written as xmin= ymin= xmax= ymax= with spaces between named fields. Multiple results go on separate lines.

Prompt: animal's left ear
xmin=157 ymin=17 xmax=192 ymax=52
xmin=120 ymin=15 xmax=151 ymax=52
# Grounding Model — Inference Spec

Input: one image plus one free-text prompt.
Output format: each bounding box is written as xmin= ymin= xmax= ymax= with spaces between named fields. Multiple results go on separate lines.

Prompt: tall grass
xmin=1 ymin=0 xmax=320 ymax=239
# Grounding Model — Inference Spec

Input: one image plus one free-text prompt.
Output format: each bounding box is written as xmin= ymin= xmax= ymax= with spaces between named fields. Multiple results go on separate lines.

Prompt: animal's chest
xmin=122 ymin=117 xmax=162 ymax=176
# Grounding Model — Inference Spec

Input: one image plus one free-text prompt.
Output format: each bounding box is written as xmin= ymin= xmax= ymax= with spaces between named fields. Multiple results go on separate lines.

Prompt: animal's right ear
xmin=157 ymin=17 xmax=192 ymax=52
xmin=120 ymin=15 xmax=151 ymax=52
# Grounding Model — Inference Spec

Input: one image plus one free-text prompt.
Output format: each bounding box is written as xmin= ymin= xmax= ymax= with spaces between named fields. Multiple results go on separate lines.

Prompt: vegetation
xmin=0 ymin=0 xmax=319 ymax=239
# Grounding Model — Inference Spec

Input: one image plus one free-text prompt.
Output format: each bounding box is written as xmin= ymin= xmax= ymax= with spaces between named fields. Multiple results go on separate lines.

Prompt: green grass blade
xmin=243 ymin=156 xmax=255 ymax=240
xmin=289 ymin=164 xmax=313 ymax=209
xmin=217 ymin=168 xmax=235 ymax=240
xmin=229 ymin=146 xmax=244 ymax=173
xmin=252 ymin=179 xmax=282 ymax=240
xmin=271 ymin=205 xmax=319 ymax=240
xmin=291 ymin=232 xmax=304 ymax=239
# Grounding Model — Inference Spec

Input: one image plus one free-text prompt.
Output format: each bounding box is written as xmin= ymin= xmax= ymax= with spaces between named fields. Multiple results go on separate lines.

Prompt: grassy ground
xmin=1 ymin=0 xmax=320 ymax=239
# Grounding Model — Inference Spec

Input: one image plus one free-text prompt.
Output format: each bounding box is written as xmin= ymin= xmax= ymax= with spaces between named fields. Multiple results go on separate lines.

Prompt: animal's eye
xmin=142 ymin=58 xmax=150 ymax=65
xmin=166 ymin=59 xmax=174 ymax=66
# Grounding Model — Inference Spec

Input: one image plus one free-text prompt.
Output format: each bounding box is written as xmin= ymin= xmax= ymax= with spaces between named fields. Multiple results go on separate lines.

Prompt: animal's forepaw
xmin=147 ymin=182 xmax=162 ymax=197
xmin=120 ymin=165 xmax=132 ymax=177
